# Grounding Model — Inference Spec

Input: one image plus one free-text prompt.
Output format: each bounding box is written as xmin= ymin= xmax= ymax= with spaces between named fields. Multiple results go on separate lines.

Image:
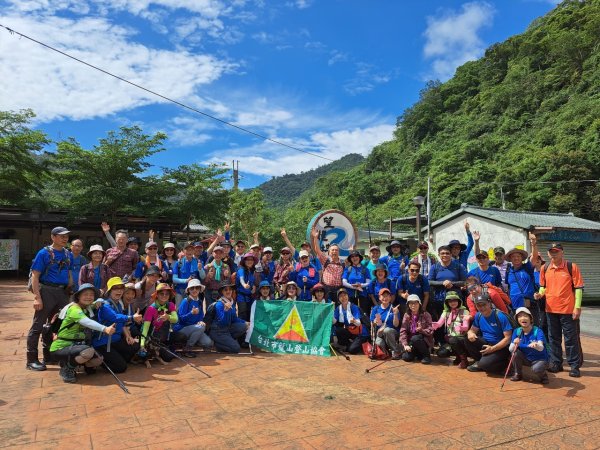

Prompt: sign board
xmin=0 ymin=239 xmax=19 ymax=270
xmin=306 ymin=209 xmax=358 ymax=260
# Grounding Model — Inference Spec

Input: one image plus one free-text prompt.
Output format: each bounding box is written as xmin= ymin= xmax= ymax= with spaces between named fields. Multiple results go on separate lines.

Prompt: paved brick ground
xmin=1 ymin=280 xmax=599 ymax=449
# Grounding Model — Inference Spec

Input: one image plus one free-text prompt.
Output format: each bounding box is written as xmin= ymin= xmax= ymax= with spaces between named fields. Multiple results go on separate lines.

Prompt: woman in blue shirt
xmin=343 ymin=251 xmax=371 ymax=313
xmin=509 ymin=307 xmax=549 ymax=384
xmin=236 ymin=252 xmax=257 ymax=321
xmin=174 ymin=279 xmax=213 ymax=357
xmin=333 ymin=288 xmax=369 ymax=354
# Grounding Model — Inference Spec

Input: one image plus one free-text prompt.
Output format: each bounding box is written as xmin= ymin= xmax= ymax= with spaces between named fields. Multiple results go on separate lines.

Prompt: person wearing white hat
xmin=173 ymin=279 xmax=213 ymax=357
xmin=260 ymin=246 xmax=276 ymax=286
xmin=509 ymin=307 xmax=549 ymax=384
xmin=399 ymin=295 xmax=434 ymax=364
xmin=79 ymin=245 xmax=111 ymax=295
xmin=160 ymin=243 xmax=178 ymax=284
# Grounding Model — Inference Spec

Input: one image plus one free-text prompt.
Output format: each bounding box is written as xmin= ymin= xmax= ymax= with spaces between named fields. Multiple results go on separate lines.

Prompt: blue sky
xmin=0 ymin=0 xmax=559 ymax=188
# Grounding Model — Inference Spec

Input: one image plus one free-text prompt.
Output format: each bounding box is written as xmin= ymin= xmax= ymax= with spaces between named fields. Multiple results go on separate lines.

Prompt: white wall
xmin=433 ymin=214 xmax=529 ymax=254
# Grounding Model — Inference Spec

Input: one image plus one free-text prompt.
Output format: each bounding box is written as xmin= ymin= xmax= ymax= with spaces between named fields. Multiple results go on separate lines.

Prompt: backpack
xmin=475 ymin=309 xmax=517 ymax=333
xmin=28 ymin=246 xmax=71 ymax=293
xmin=400 ymin=273 xmax=424 ymax=292
xmin=540 ymin=261 xmax=574 ymax=291
xmin=483 ymin=284 xmax=512 ymax=307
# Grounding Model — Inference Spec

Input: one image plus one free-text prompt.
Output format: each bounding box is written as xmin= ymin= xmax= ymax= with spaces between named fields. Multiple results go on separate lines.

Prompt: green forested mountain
xmin=275 ymin=0 xmax=600 ymax=240
xmin=257 ymin=153 xmax=364 ymax=209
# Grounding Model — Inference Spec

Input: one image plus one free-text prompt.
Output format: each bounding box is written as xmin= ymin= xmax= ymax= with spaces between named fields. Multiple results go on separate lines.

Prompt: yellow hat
xmin=106 ymin=277 xmax=125 ymax=293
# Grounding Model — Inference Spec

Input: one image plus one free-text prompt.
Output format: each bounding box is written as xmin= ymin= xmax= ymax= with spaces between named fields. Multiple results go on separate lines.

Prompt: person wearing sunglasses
xmin=468 ymin=250 xmax=502 ymax=288
xmin=397 ymin=261 xmax=430 ymax=314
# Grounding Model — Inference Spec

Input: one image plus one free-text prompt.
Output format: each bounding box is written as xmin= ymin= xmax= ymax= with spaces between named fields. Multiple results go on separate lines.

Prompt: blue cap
xmin=51 ymin=226 xmax=70 ymax=235
xmin=259 ymin=280 xmax=272 ymax=289
xmin=73 ymin=283 xmax=98 ymax=300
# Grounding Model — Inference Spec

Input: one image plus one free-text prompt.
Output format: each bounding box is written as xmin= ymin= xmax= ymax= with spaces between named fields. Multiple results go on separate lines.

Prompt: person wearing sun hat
xmin=160 ymin=242 xmax=178 ymax=284
xmin=134 ymin=241 xmax=164 ymax=281
xmin=209 ymin=281 xmax=249 ymax=353
xmin=447 ymin=220 xmax=474 ymax=269
xmin=236 ymin=252 xmax=258 ymax=320
xmin=505 ymin=233 xmax=539 ymax=311
xmin=399 ymin=294 xmax=434 ymax=364
xmin=362 ymin=245 xmax=382 ymax=280
xmin=431 ymin=291 xmax=471 ymax=368
xmin=79 ymin=244 xmax=111 ymax=295
xmin=333 ymin=288 xmax=369 ymax=354
xmin=368 ymin=264 xmax=395 ymax=308
xmin=410 ymin=241 xmax=437 ymax=277
xmin=379 ymin=240 xmax=408 ymax=281
xmin=173 ymin=279 xmax=212 ymax=357
xmin=508 ymin=307 xmax=549 ymax=384
xmin=342 ymin=250 xmax=371 ymax=312
xmin=258 ymin=280 xmax=274 ymax=301
xmin=139 ymin=283 xmax=178 ymax=362
xmin=311 ymin=283 xmax=328 ymax=304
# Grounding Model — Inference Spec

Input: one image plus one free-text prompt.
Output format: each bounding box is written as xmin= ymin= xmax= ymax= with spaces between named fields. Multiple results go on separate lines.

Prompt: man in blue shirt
xmin=505 ymin=233 xmax=539 ymax=310
xmin=69 ymin=239 xmax=87 ymax=292
xmin=465 ymin=293 xmax=513 ymax=373
xmin=448 ymin=220 xmax=474 ymax=269
xmin=27 ymin=226 xmax=74 ymax=371
xmin=379 ymin=240 xmax=408 ymax=281
xmin=467 ymin=251 xmax=502 ymax=287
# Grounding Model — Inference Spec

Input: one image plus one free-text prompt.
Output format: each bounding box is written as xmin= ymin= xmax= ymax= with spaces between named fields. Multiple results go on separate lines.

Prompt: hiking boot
xmin=84 ymin=366 xmax=97 ymax=375
xmin=510 ymin=373 xmax=522 ymax=382
xmin=540 ymin=374 xmax=550 ymax=385
xmin=467 ymin=362 xmax=482 ymax=372
xmin=26 ymin=360 xmax=47 ymax=371
xmin=391 ymin=352 xmax=401 ymax=360
xmin=421 ymin=357 xmax=432 ymax=365
xmin=452 ymin=356 xmax=461 ymax=366
xmin=182 ymin=349 xmax=197 ymax=358
xmin=547 ymin=364 xmax=563 ymax=373
xmin=458 ymin=355 xmax=468 ymax=369
xmin=569 ymin=367 xmax=581 ymax=378
xmin=60 ymin=364 xmax=77 ymax=383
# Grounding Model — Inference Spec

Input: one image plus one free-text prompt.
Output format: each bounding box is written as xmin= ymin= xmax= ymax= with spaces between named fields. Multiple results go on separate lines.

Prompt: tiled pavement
xmin=1 ymin=280 xmax=599 ymax=449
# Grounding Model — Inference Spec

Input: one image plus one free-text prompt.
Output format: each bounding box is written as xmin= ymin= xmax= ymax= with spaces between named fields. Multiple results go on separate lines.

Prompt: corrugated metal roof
xmin=431 ymin=204 xmax=600 ymax=231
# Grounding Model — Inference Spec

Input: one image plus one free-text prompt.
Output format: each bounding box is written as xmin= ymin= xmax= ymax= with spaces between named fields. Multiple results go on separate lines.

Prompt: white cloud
xmin=204 ymin=124 xmax=395 ymax=177
xmin=0 ymin=14 xmax=235 ymax=122
xmin=343 ymin=63 xmax=394 ymax=95
xmin=328 ymin=50 xmax=348 ymax=66
xmin=423 ymin=2 xmax=495 ymax=80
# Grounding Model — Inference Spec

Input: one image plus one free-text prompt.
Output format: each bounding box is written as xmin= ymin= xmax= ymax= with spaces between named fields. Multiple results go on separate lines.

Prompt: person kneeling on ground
xmin=465 ymin=293 xmax=512 ymax=373
xmin=509 ymin=307 xmax=549 ymax=384
xmin=257 ymin=280 xmax=274 ymax=301
xmin=93 ymin=277 xmax=143 ymax=373
xmin=50 ymin=284 xmax=116 ymax=383
xmin=311 ymin=283 xmax=328 ymax=304
xmin=400 ymin=294 xmax=434 ymax=364
xmin=173 ymin=279 xmax=213 ymax=357
xmin=432 ymin=291 xmax=471 ymax=368
xmin=333 ymin=288 xmax=369 ymax=354
xmin=140 ymin=283 xmax=178 ymax=362
xmin=370 ymin=288 xmax=402 ymax=359
xmin=208 ymin=282 xmax=249 ymax=353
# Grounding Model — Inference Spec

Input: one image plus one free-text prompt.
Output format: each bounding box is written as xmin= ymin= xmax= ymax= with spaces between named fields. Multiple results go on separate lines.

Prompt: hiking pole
xmin=365 ymin=358 xmax=389 ymax=373
xmin=95 ymin=351 xmax=130 ymax=394
xmin=157 ymin=343 xmax=211 ymax=378
xmin=330 ymin=343 xmax=340 ymax=359
xmin=501 ymin=330 xmax=522 ymax=391
xmin=336 ymin=345 xmax=351 ymax=361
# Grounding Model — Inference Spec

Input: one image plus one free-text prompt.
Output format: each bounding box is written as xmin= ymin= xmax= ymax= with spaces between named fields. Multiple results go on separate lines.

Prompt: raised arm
xmin=101 ymin=222 xmax=117 ymax=247
xmin=280 ymin=228 xmax=296 ymax=256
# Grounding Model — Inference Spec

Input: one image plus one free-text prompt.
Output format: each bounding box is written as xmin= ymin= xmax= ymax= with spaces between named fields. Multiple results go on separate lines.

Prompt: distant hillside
xmin=257 ymin=153 xmax=365 ymax=209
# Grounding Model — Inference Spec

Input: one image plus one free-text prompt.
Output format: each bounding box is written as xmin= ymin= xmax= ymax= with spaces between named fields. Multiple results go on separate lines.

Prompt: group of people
xmin=26 ymin=220 xmax=585 ymax=386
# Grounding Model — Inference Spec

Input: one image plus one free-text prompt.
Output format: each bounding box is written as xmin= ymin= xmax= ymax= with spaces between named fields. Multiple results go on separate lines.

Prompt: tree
xmin=228 ymin=189 xmax=268 ymax=243
xmin=0 ymin=109 xmax=49 ymax=206
xmin=53 ymin=126 xmax=167 ymax=226
xmin=161 ymin=163 xmax=229 ymax=238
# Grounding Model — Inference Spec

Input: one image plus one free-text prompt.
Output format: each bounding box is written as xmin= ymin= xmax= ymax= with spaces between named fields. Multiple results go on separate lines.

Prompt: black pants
xmin=237 ymin=301 xmax=251 ymax=322
xmin=448 ymin=335 xmax=468 ymax=357
xmin=427 ymin=301 xmax=445 ymax=346
xmin=95 ymin=339 xmax=140 ymax=373
xmin=51 ymin=344 xmax=89 ymax=363
xmin=324 ymin=285 xmax=341 ymax=305
xmin=464 ymin=337 xmax=510 ymax=373
xmin=27 ymin=284 xmax=69 ymax=360
xmin=547 ymin=312 xmax=583 ymax=369
xmin=334 ymin=324 xmax=368 ymax=354
xmin=402 ymin=334 xmax=430 ymax=361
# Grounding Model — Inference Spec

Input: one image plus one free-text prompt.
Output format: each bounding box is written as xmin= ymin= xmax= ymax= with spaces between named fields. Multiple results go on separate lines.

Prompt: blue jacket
xmin=213 ymin=300 xmax=246 ymax=328
xmin=456 ymin=231 xmax=474 ymax=269
xmin=172 ymin=257 xmax=202 ymax=294
xmin=31 ymin=246 xmax=73 ymax=285
xmin=290 ymin=264 xmax=320 ymax=300
xmin=428 ymin=260 xmax=467 ymax=302
xmin=236 ymin=267 xmax=256 ymax=300
xmin=343 ymin=264 xmax=371 ymax=299
xmin=378 ymin=255 xmax=408 ymax=280
xmin=370 ymin=304 xmax=398 ymax=330
xmin=174 ymin=297 xmax=204 ymax=331
xmin=334 ymin=303 xmax=369 ymax=337
xmin=70 ymin=254 xmax=87 ymax=290
xmin=93 ymin=299 xmax=130 ymax=347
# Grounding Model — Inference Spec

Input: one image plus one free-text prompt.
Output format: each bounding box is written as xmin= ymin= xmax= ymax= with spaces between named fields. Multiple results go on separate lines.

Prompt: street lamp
xmin=413 ymin=196 xmax=425 ymax=242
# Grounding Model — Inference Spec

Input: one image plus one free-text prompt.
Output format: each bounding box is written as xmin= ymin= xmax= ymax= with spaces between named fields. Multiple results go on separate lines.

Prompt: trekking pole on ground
xmin=330 ymin=343 xmax=340 ymax=359
xmin=501 ymin=330 xmax=522 ymax=391
xmin=365 ymin=358 xmax=389 ymax=373
xmin=157 ymin=343 xmax=211 ymax=378
xmin=95 ymin=351 xmax=130 ymax=394
xmin=336 ymin=346 xmax=350 ymax=361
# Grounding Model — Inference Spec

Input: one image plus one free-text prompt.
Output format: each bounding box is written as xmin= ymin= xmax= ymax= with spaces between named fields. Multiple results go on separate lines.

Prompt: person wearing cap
xmin=104 ymin=229 xmax=140 ymax=280
xmin=290 ymin=250 xmax=320 ymax=301
xmin=172 ymin=241 xmax=204 ymax=306
xmin=259 ymin=246 xmax=276 ymax=285
xmin=399 ymin=295 xmax=434 ymax=364
xmin=79 ymin=245 xmax=111 ymax=295
xmin=491 ymin=246 xmax=509 ymax=291
xmin=397 ymin=261 xmax=430 ymax=312
xmin=508 ymin=307 xmax=549 ymax=384
xmin=121 ymin=282 xmax=142 ymax=340
xmin=448 ymin=220 xmax=474 ymax=269
xmin=204 ymin=245 xmax=233 ymax=305
xmin=410 ymin=241 xmax=437 ymax=277
xmin=233 ymin=239 xmax=247 ymax=266
xmin=362 ymin=245 xmax=381 ymax=280
xmin=432 ymin=291 xmax=471 ymax=368
xmin=173 ymin=279 xmax=212 ymax=357
xmin=368 ymin=264 xmax=395 ymax=308
xmin=468 ymin=250 xmax=502 ymax=288
xmin=49 ymin=284 xmax=116 ymax=383
xmin=209 ymin=282 xmax=249 ymax=353
xmin=193 ymin=241 xmax=208 ymax=266
xmin=465 ymin=293 xmax=513 ymax=373
xmin=370 ymin=288 xmax=402 ymax=359
xmin=236 ymin=252 xmax=258 ymax=320
xmin=333 ymin=288 xmax=369 ymax=354
xmin=284 ymin=228 xmax=323 ymax=277
xmin=536 ymin=242 xmax=585 ymax=378
xmin=127 ymin=236 xmax=141 ymax=253
xmin=93 ymin=277 xmax=143 ymax=373
xmin=139 ymin=283 xmax=178 ymax=362
xmin=273 ymin=247 xmax=295 ymax=298
xmin=464 ymin=276 xmax=509 ymax=318
xmin=258 ymin=280 xmax=274 ymax=301
xmin=428 ymin=245 xmax=467 ymax=346
xmin=134 ymin=241 xmax=165 ymax=281
xmin=69 ymin=239 xmax=87 ymax=292
xmin=311 ymin=283 xmax=328 ymax=304
xmin=27 ymin=226 xmax=75 ymax=371
xmin=505 ymin=233 xmax=539 ymax=311
xmin=284 ymin=281 xmax=299 ymax=300
xmin=342 ymin=251 xmax=371 ymax=312
xmin=133 ymin=265 xmax=162 ymax=312
xmin=160 ymin=243 xmax=178 ymax=285
xmin=311 ymin=228 xmax=344 ymax=303
xmin=379 ymin=240 xmax=408 ymax=281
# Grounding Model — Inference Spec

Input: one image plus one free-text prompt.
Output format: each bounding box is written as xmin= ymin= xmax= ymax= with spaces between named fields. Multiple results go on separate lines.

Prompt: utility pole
xmin=232 ymin=160 xmax=239 ymax=190
xmin=500 ymin=186 xmax=506 ymax=210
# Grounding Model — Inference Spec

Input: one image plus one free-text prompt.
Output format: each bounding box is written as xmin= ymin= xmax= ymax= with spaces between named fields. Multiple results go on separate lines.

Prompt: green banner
xmin=249 ymin=300 xmax=334 ymax=357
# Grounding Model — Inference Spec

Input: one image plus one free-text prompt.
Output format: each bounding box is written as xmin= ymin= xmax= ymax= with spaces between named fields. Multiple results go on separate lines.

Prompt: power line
xmin=0 ymin=23 xmax=335 ymax=162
